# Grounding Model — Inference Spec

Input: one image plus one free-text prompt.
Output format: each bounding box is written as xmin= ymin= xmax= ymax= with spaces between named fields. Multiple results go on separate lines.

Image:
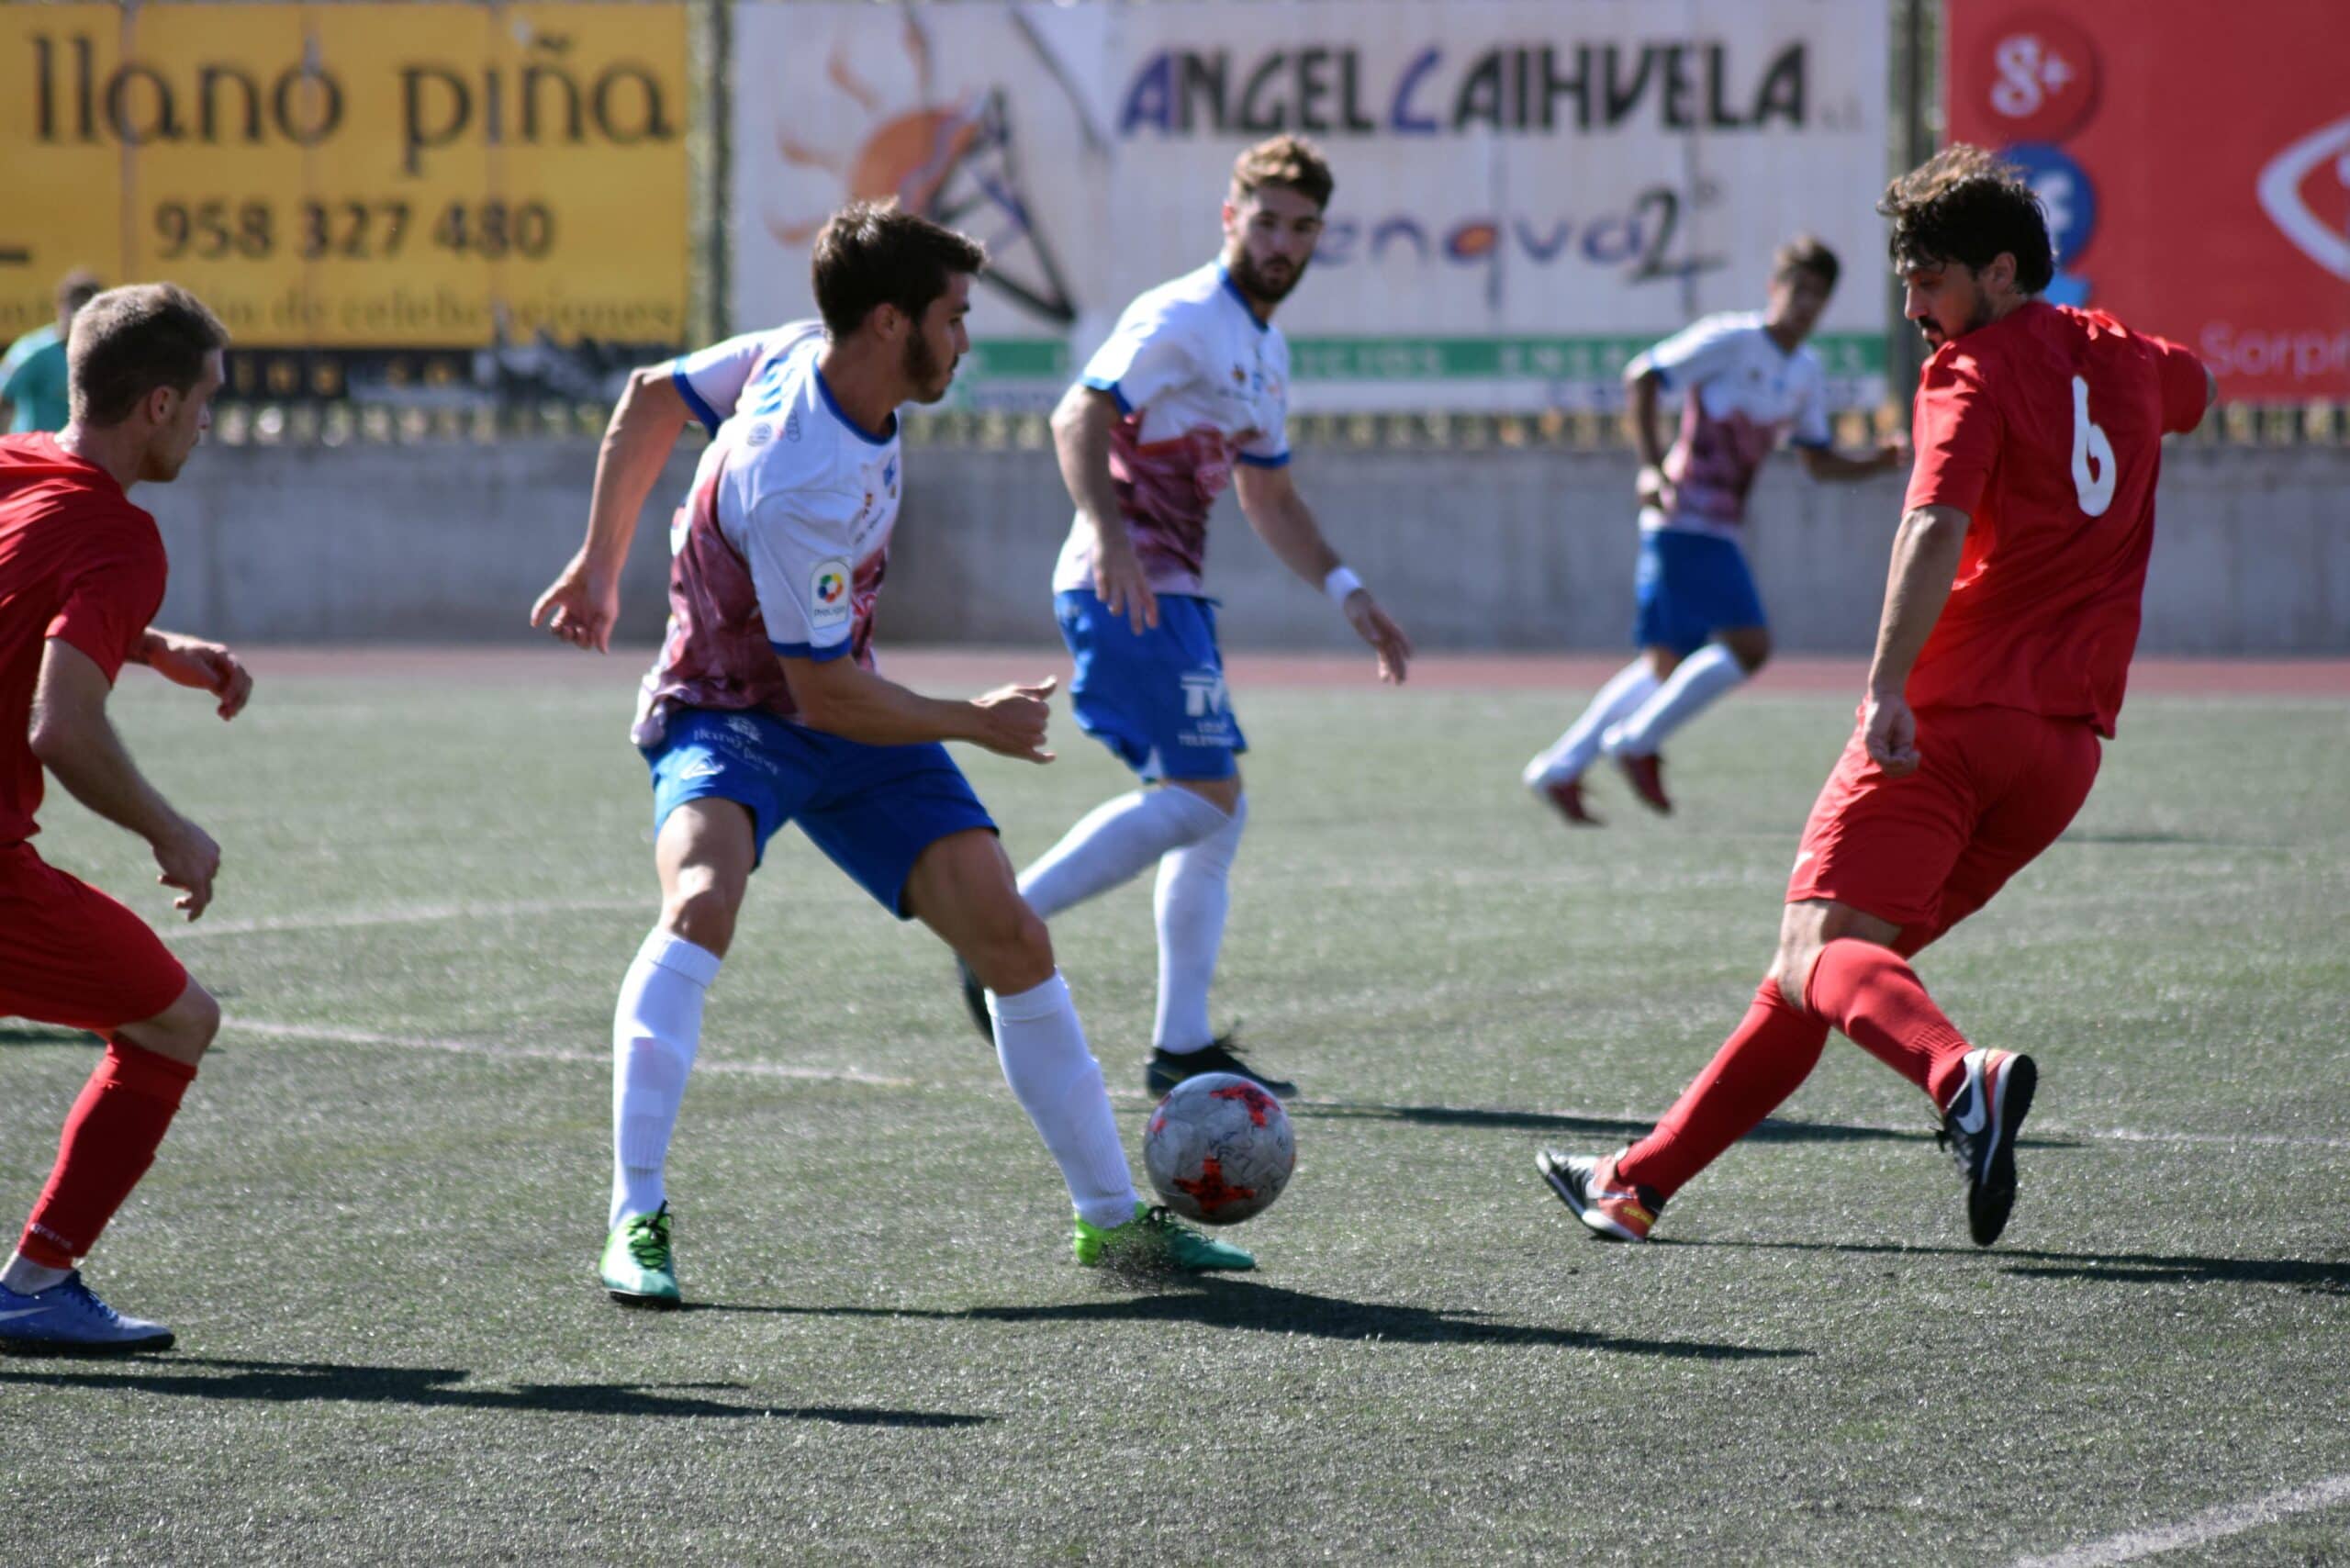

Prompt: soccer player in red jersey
xmin=1536 ymin=147 xmax=2217 ymax=1248
xmin=0 ymin=284 xmax=252 ymax=1352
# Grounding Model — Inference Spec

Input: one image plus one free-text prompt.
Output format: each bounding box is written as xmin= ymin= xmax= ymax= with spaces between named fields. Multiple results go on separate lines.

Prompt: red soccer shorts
xmin=0 ymin=842 xmax=189 ymax=1033
xmin=1786 ymin=704 xmax=2103 ymax=947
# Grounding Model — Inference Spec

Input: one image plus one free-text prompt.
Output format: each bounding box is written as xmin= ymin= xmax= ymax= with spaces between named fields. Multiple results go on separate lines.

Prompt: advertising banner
xmin=0 ymin=3 xmax=690 ymax=404
xmin=1947 ymin=0 xmax=2349 ymax=402
xmin=732 ymin=0 xmax=1889 ymax=413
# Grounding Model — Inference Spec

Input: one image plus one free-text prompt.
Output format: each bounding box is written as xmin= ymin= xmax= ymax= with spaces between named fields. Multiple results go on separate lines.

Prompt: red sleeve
xmin=2149 ymin=334 xmax=2211 ymax=434
xmin=44 ymin=513 xmax=167 ymax=686
xmin=1903 ymin=353 xmax=2001 ymax=517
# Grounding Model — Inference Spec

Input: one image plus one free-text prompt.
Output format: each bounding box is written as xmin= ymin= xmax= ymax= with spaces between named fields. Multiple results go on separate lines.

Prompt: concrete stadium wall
xmin=148 ymin=441 xmax=2350 ymax=654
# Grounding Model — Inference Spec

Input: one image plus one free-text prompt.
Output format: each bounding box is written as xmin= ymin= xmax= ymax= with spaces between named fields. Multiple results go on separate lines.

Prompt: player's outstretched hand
xmin=969 ymin=678 xmax=1058 ymax=765
xmin=1343 ymin=590 xmax=1414 ymax=685
xmin=1862 ymin=689 xmax=1920 ymax=777
xmin=1092 ymin=543 xmax=1159 ymax=634
xmin=153 ymin=815 xmax=221 ymax=922
xmin=144 ymin=633 xmax=254 ymax=720
xmin=531 ymin=556 xmax=620 ymax=653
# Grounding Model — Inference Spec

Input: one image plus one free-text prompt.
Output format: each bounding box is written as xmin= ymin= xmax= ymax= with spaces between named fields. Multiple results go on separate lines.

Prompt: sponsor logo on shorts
xmin=1179 ymin=668 xmax=1228 ymax=719
xmin=810 ymin=557 xmax=852 ymax=629
xmin=677 ymin=757 xmax=724 ymax=782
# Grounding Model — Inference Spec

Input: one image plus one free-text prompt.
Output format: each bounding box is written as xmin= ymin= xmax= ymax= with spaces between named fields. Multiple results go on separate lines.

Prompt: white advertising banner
xmin=733 ymin=0 xmax=1888 ymax=412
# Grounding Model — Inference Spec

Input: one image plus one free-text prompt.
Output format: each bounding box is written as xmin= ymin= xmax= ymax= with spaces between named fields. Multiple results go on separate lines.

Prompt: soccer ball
xmin=1142 ymin=1072 xmax=1295 ymax=1226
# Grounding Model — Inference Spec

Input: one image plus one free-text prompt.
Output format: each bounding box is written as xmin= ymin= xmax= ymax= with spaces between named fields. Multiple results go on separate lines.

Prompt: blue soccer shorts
xmin=1055 ymin=588 xmax=1246 ymax=781
xmin=1632 ymin=529 xmax=1768 ymax=656
xmin=644 ymin=706 xmax=996 ymax=917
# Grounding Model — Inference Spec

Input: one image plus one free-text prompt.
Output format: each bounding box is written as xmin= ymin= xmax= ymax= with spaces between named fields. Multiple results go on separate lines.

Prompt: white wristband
xmin=1323 ymin=566 xmax=1364 ymax=607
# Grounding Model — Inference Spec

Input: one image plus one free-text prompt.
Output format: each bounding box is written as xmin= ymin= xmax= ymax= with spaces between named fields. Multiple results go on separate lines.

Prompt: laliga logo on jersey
xmin=2258 ymin=117 xmax=2350 ymax=281
xmin=810 ymin=557 xmax=852 ymax=628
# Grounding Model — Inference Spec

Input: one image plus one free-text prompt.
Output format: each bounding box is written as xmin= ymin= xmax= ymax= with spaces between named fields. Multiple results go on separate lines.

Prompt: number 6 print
xmin=2070 ymin=375 xmax=2115 ymax=516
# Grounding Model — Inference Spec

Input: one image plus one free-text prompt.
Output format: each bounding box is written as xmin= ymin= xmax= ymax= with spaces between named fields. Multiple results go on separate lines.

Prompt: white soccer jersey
xmin=631 ymin=322 xmax=904 ymax=747
xmin=1053 ymin=261 xmax=1292 ymax=598
xmin=1628 ymin=311 xmax=1832 ymax=538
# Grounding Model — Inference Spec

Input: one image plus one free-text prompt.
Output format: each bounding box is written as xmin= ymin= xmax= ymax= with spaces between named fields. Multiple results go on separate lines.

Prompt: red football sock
xmin=1804 ymin=938 xmax=1972 ymax=1106
xmin=1617 ymin=978 xmax=1830 ymax=1199
xmin=16 ymin=1042 xmax=197 ymax=1270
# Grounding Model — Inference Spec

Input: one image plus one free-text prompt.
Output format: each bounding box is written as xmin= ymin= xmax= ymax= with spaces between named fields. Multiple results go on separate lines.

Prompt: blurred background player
xmin=1522 ymin=239 xmax=1907 ymax=823
xmin=960 ymin=135 xmax=1413 ymax=1102
xmin=1 ymin=271 xmax=104 ymax=435
xmin=0 ymin=284 xmax=255 ymax=1353
xmin=1538 ymin=148 xmax=2218 ymax=1248
xmin=531 ymin=204 xmax=1252 ymax=1308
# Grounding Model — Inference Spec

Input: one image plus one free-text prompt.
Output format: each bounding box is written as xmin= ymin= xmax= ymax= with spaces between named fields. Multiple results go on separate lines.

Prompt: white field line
xmin=172 ymin=898 xmax=648 ymax=939
xmin=182 ymin=903 xmax=2350 ymax=1150
xmin=2012 ymin=1473 xmax=2350 ymax=1567
xmin=225 ymin=1019 xmax=914 ymax=1089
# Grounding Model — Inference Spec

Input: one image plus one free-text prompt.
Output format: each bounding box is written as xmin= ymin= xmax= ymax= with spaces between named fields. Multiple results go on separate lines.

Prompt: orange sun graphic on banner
xmin=766 ymin=16 xmax=1076 ymax=325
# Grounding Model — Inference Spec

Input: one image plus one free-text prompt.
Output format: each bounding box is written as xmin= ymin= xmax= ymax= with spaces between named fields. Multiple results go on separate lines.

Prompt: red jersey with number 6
xmin=0 ymin=433 xmax=168 ymax=844
xmin=1903 ymin=302 xmax=2208 ymax=736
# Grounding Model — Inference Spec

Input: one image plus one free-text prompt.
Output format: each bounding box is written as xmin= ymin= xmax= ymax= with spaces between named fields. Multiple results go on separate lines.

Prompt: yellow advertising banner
xmin=0 ymin=2 xmax=688 ymax=389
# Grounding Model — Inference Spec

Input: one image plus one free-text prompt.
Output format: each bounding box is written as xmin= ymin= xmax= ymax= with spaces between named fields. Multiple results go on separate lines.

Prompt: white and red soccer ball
xmin=1142 ymin=1072 xmax=1295 ymax=1226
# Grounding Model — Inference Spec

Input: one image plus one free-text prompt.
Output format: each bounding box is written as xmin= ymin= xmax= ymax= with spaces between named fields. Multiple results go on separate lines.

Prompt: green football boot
xmin=599 ymin=1204 xmax=681 ymax=1308
xmin=1073 ymin=1202 xmax=1255 ymax=1272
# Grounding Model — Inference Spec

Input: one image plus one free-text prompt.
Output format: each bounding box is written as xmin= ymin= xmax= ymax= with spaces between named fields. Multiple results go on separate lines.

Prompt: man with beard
xmin=1535 ymin=147 xmax=2216 ymax=1249
xmin=1521 ymin=237 xmax=1908 ymax=825
xmin=532 ymin=204 xmax=1253 ymax=1307
xmin=957 ymin=136 xmax=1412 ymax=1103
xmin=0 ymin=283 xmax=254 ymax=1352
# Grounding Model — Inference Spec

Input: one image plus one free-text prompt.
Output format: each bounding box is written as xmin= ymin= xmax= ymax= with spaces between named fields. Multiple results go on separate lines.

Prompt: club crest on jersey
xmin=810 ymin=557 xmax=852 ymax=628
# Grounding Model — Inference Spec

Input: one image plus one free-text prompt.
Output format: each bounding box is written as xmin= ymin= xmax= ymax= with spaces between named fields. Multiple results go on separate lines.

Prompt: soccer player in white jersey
xmin=1522 ymin=238 xmax=1908 ymax=823
xmin=957 ymin=135 xmax=1412 ymax=1103
xmin=531 ymin=204 xmax=1252 ymax=1307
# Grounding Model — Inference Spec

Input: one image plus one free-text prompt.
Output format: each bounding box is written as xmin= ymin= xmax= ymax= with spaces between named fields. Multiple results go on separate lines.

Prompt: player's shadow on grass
xmin=695 ymin=1282 xmax=1806 ymax=1361
xmin=1297 ymin=1101 xmax=1952 ymax=1148
xmin=0 ymin=1024 xmax=96 ymax=1047
xmin=1695 ymin=1239 xmax=2350 ymax=1293
xmin=0 ymin=1356 xmax=990 ymax=1427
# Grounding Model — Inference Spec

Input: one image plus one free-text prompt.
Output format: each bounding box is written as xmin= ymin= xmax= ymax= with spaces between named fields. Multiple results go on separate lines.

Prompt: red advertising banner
xmin=1947 ymin=0 xmax=2349 ymax=402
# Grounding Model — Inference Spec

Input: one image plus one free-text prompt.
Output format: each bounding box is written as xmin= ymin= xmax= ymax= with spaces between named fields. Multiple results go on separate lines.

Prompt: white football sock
xmin=1153 ymin=793 xmax=1246 ymax=1055
xmin=609 ymin=929 xmax=722 ymax=1229
xmin=1017 ymin=787 xmax=1229 ymax=920
xmin=1524 ymin=660 xmax=1660 ymax=786
xmin=990 ymin=972 xmax=1139 ymax=1230
xmin=1603 ymin=642 xmax=1748 ymax=758
xmin=1 ymin=1251 xmax=69 ymax=1294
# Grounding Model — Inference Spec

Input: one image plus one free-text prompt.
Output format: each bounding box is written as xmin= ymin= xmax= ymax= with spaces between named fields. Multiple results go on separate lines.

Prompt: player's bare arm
xmin=1861 ymin=502 xmax=1973 ymax=775
xmin=1050 ymin=382 xmax=1157 ymax=633
xmin=1800 ymin=434 xmax=1911 ymax=483
xmin=532 ymin=365 xmax=693 ymax=652
xmin=1233 ymin=462 xmax=1412 ymax=684
xmin=779 ymin=652 xmax=1058 ymax=763
xmin=134 ymin=629 xmax=253 ymax=720
xmin=29 ymin=638 xmax=220 ymax=919
xmin=1623 ymin=367 xmax=1673 ymax=508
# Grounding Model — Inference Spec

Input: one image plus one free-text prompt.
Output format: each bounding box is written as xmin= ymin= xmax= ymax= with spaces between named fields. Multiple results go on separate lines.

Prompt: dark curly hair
xmin=810 ymin=202 xmax=988 ymax=340
xmin=1879 ymin=145 xmax=2053 ymax=294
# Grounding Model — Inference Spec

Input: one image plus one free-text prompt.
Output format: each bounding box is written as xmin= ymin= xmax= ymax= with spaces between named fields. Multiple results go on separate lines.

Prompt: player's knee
xmin=129 ymin=981 xmax=220 ymax=1063
xmin=1722 ymin=630 xmax=1771 ymax=673
xmin=661 ymin=880 xmax=739 ymax=958
xmin=185 ymin=985 xmax=222 ymax=1050
xmin=969 ymin=904 xmax=1055 ymax=996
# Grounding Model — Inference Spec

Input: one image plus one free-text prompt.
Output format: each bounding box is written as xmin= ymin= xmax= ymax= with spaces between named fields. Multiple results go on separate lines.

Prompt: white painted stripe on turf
xmin=225 ymin=1018 xmax=914 ymax=1088
xmin=173 ymin=898 xmax=648 ymax=939
xmin=2012 ymin=1473 xmax=2350 ymax=1567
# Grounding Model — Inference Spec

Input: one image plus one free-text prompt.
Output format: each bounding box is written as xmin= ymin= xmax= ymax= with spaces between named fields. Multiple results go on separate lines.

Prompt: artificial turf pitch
xmin=2 ymin=654 xmax=2344 ymax=1564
